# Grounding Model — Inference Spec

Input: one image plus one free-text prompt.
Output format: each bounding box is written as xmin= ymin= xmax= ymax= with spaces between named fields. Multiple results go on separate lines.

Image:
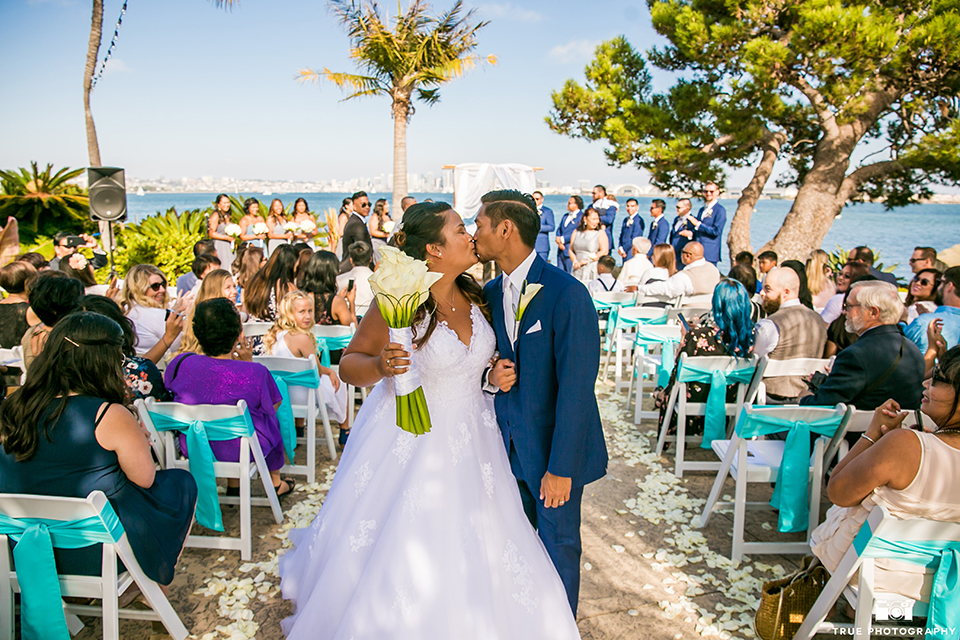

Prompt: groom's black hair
xmin=479 ymin=190 xmax=539 ymax=249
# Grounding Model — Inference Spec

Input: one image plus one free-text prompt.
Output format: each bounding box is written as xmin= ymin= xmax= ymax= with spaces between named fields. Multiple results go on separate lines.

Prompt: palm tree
xmin=0 ymin=162 xmax=91 ymax=243
xmin=299 ymin=0 xmax=495 ymax=217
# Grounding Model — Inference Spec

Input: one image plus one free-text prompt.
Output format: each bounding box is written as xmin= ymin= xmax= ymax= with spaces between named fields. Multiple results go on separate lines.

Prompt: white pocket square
xmin=525 ymin=320 xmax=542 ymax=335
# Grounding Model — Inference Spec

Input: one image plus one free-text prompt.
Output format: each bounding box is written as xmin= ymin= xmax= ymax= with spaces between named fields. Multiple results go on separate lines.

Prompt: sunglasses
xmin=913 ymin=277 xmax=936 ymax=287
xmin=359 ymin=202 xmax=371 ymax=208
xmin=148 ymin=280 xmax=167 ymax=292
xmin=932 ymin=365 xmax=951 ymax=386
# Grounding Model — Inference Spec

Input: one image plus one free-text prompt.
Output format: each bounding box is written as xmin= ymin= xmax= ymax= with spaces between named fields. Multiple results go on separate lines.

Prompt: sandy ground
xmin=69 ymin=381 xmax=850 ymax=640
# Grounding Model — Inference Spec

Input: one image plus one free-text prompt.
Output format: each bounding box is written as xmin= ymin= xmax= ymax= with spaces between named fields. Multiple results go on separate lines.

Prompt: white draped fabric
xmin=453 ymin=163 xmax=537 ymax=218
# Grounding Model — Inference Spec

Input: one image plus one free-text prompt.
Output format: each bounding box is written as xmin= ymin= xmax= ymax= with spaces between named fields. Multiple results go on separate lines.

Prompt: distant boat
xmin=136 ymin=187 xmax=145 ymax=196
xmin=263 ymin=190 xmax=273 ymax=196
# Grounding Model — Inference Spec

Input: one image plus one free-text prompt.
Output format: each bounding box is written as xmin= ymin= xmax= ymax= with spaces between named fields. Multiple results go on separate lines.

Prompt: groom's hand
xmin=489 ymin=358 xmax=517 ymax=392
xmin=540 ymin=472 xmax=571 ymax=508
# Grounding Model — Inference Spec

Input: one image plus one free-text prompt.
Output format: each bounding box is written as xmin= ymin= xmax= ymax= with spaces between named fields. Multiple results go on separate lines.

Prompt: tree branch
xmin=700 ymin=134 xmax=737 ymax=156
xmin=837 ymin=159 xmax=903 ymax=202
xmin=790 ymin=75 xmax=839 ymax=137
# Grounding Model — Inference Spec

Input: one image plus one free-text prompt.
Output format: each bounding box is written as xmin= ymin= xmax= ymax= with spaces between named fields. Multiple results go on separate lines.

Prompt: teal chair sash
xmin=315 ymin=334 xmax=352 ymax=368
xmin=605 ymin=306 xmax=668 ymax=348
xmin=634 ymin=329 xmax=679 ymax=388
xmin=734 ymin=408 xmax=845 ymax=533
xmin=270 ymin=368 xmax=322 ymax=460
xmin=149 ymin=410 xmax=254 ymax=532
xmin=676 ymin=359 xmax=756 ymax=449
xmin=853 ymin=523 xmax=960 ymax=637
xmin=0 ymin=502 xmax=124 ymax=640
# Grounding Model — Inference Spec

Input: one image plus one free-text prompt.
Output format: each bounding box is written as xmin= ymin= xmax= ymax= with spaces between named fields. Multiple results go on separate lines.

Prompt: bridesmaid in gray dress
xmin=209 ymin=194 xmax=236 ymax=270
xmin=569 ymin=208 xmax=609 ymax=283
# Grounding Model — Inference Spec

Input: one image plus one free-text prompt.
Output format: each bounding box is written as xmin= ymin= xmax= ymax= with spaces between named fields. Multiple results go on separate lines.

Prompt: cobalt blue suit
xmin=535 ymin=205 xmax=555 ymax=263
xmin=670 ymin=216 xmax=696 ymax=268
xmin=484 ymin=255 xmax=608 ymax=615
xmin=694 ymin=202 xmax=727 ymax=265
xmin=618 ymin=213 xmax=645 ymax=261
xmin=647 ymin=214 xmax=670 ymax=257
xmin=556 ymin=210 xmax=582 ymax=273
xmin=588 ymin=202 xmax=616 ymax=249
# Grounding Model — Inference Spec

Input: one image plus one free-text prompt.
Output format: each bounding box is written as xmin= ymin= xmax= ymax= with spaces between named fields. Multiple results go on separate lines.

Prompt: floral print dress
xmin=123 ymin=356 xmax=170 ymax=401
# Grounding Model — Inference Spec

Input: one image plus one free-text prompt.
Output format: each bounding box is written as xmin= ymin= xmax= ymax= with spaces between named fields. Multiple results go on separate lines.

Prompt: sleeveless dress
xmin=811 ymin=430 xmax=960 ymax=601
xmin=267 ymin=330 xmax=348 ymax=424
xmin=214 ymin=221 xmax=236 ymax=271
xmin=0 ymin=396 xmax=197 ymax=585
xmin=279 ymin=304 xmax=581 ymax=639
xmin=267 ymin=216 xmax=291 ymax=257
xmin=572 ymin=229 xmax=602 ymax=283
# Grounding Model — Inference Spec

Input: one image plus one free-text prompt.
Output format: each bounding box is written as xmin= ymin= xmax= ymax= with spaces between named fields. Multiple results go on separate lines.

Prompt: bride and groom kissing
xmin=279 ymin=190 xmax=608 ymax=639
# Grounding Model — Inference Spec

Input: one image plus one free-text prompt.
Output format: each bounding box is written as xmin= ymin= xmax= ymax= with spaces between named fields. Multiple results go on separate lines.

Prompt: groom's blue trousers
xmin=510 ymin=442 xmax=583 ymax=616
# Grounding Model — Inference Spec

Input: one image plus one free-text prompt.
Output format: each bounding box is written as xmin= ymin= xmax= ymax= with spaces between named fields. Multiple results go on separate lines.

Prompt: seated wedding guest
xmin=186 ymin=253 xmax=222 ymax=296
xmin=120 ymin=264 xmax=189 ymax=362
xmin=648 ymin=243 xmax=677 ymax=282
xmin=59 ymin=252 xmax=109 ymax=295
xmin=176 ymin=239 xmax=217 ymax=296
xmin=801 ymin=281 xmax=924 ymax=411
xmin=0 ymin=312 xmax=197 ymax=586
xmin=734 ymin=251 xmax=754 ymax=267
xmin=233 ymin=243 xmax=265 ymax=307
xmin=727 ymin=263 xmax=765 ymax=322
xmin=165 ymin=298 xmax=293 ymax=497
xmin=780 ymin=260 xmax=814 ymax=309
xmin=757 ymin=250 xmax=777 ymax=287
xmin=617 ymin=237 xmax=655 ymax=290
xmin=49 ymin=232 xmax=107 ymax=271
xmin=177 ymin=269 xmax=238 ymax=356
xmin=0 ymin=261 xmax=36 ymax=351
xmin=15 ymin=252 xmax=49 ymax=271
xmin=811 ymin=346 xmax=960 ymax=604
xmin=243 ymin=244 xmax=298 ymax=323
xmin=636 ymin=241 xmax=720 ymax=299
xmin=821 ymin=261 xmax=870 ymax=324
xmin=263 ymin=290 xmax=348 ymax=428
xmin=754 ymin=267 xmax=827 ymax=402
xmin=336 ymin=241 xmax=375 ymax=318
xmin=21 ymin=272 xmax=84 ymax=369
xmin=806 ymin=249 xmax=836 ymax=310
xmin=588 ymin=255 xmax=624 ymax=295
xmin=654 ymin=279 xmax=755 ymax=435
xmin=824 ymin=274 xmax=879 ymax=358
xmin=904 ymin=268 xmax=942 ymax=324
xmin=78 ymin=295 xmax=170 ymax=401
xmin=905 ymin=266 xmax=960 ymax=353
xmin=850 ymin=245 xmax=898 ymax=286
xmin=300 ymin=250 xmax=356 ymax=329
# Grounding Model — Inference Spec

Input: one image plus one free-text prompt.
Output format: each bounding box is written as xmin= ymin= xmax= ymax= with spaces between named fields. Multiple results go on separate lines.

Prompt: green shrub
xmin=114 ymin=207 xmax=208 ymax=281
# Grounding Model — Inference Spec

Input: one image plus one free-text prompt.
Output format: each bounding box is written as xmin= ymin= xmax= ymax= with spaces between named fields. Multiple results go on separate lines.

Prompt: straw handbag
xmin=755 ymin=555 xmax=829 ymax=640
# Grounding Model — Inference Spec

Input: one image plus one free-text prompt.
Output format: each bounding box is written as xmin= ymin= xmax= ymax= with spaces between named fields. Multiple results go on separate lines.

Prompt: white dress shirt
xmin=337 ymin=266 xmax=375 ymax=316
xmin=588 ymin=273 xmax=624 ymax=296
xmin=637 ymin=258 xmax=708 ymax=298
xmin=753 ymin=298 xmax=801 ymax=358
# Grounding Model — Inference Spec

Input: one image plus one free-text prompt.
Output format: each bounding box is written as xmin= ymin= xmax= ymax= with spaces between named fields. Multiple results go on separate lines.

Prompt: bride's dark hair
xmin=389 ymin=201 xmax=489 ymax=347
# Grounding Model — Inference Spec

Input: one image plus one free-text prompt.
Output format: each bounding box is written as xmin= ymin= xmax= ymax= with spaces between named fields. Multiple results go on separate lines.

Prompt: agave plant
xmin=0 ymin=162 xmax=92 ymax=243
xmin=115 ymin=207 xmax=208 ymax=279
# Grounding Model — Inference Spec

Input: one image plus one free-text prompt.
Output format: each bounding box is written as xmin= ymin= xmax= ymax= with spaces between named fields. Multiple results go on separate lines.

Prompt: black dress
xmin=0 ymin=396 xmax=197 ymax=585
xmin=0 ymin=302 xmax=29 ymax=387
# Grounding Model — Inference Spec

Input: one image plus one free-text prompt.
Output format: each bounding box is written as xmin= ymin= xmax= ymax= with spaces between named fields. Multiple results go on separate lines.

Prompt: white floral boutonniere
xmin=516 ymin=281 xmax=543 ymax=325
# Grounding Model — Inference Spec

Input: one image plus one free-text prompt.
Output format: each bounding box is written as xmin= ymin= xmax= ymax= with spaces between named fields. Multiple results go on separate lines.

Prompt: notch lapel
xmin=515 ymin=257 xmax=546 ymax=357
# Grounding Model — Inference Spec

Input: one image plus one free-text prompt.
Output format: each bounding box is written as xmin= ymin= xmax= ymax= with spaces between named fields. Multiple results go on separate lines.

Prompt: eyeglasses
xmin=842 ymin=302 xmax=861 ymax=312
xmin=932 ymin=365 xmax=951 ymax=386
xmin=148 ymin=280 xmax=167 ymax=292
xmin=837 ymin=272 xmax=850 ymax=280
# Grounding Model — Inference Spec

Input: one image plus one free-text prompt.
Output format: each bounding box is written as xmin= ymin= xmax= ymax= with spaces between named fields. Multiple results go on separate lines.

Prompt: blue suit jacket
xmin=694 ymin=202 xmax=726 ymax=264
xmin=588 ymin=203 xmax=617 ymax=249
xmin=647 ymin=215 xmax=670 ymax=256
xmin=484 ymin=256 xmax=608 ymax=490
xmin=618 ymin=214 xmax=645 ymax=260
xmin=556 ymin=210 xmax=582 ymax=261
xmin=670 ymin=216 xmax=696 ymax=267
xmin=535 ymin=206 xmax=555 ymax=261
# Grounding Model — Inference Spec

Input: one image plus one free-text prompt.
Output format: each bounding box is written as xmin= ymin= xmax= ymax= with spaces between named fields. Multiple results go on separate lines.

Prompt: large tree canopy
xmin=548 ymin=1 xmax=960 ymax=261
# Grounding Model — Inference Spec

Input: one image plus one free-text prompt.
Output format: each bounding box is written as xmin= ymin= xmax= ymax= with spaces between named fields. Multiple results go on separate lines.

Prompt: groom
xmin=473 ymin=190 xmax=608 ymax=616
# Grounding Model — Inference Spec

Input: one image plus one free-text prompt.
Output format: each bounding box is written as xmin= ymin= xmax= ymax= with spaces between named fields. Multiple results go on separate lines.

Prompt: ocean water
xmin=122 ymin=192 xmax=960 ymax=282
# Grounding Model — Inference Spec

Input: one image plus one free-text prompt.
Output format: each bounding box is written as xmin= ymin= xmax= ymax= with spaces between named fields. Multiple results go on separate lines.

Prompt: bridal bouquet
xmin=369 ymin=245 xmax=443 ymax=435
xmin=252 ymin=222 xmax=269 ymax=236
xmin=224 ymin=223 xmax=243 ymax=238
xmin=300 ymin=219 xmax=317 ymax=234
xmin=283 ymin=221 xmax=300 ymax=234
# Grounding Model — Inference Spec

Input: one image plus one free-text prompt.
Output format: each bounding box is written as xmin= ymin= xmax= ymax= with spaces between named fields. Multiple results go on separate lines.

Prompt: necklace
xmin=435 ymin=288 xmax=458 ymax=312
xmin=935 ymin=426 xmax=960 ymax=435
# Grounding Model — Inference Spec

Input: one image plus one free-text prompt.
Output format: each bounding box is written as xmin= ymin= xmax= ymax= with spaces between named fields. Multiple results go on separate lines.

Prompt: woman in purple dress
xmin=164 ymin=298 xmax=294 ymax=497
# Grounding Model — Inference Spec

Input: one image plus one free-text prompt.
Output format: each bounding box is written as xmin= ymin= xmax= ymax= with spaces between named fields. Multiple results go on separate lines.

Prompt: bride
xmin=279 ymin=203 xmax=581 ymax=639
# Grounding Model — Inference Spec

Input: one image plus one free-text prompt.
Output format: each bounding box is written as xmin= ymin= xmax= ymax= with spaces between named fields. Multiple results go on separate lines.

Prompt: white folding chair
xmin=756 ymin=357 xmax=831 ymax=404
xmin=796 ymin=505 xmax=960 ymax=640
xmin=255 ymin=354 xmax=337 ymax=482
xmin=681 ymin=293 xmax=713 ymax=308
xmin=0 ymin=346 xmax=24 ymax=386
xmin=0 ymin=491 xmax=189 ymax=640
xmin=625 ymin=324 xmax=683 ymax=422
xmin=696 ymin=404 xmax=853 ymax=561
xmin=637 ymin=293 xmax=683 ymax=308
xmin=601 ymin=307 xmax=668 ymax=391
xmin=138 ymin=399 xmax=283 ymax=561
xmin=241 ymin=321 xmax=272 ymax=338
xmin=314 ymin=324 xmax=361 ymax=430
xmin=655 ymin=355 xmax=766 ymax=477
xmin=592 ymin=291 xmax=636 ymax=306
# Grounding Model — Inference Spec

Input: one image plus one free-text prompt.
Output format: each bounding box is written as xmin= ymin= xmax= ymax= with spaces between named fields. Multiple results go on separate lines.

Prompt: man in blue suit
xmin=555 ymin=195 xmax=583 ymax=273
xmin=586 ymin=185 xmax=617 ymax=249
xmin=670 ymin=198 xmax=696 ymax=268
xmin=532 ymin=190 xmax=555 ymax=264
xmin=617 ymin=198 xmax=645 ymax=263
xmin=647 ymin=198 xmax=670 ymax=257
xmin=473 ymin=190 xmax=608 ymax=616
xmin=692 ymin=182 xmax=727 ymax=265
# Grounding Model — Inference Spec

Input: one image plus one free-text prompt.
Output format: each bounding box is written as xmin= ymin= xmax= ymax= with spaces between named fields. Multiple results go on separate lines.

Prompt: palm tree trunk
xmin=84 ymin=0 xmax=103 ymax=167
xmin=392 ymin=98 xmax=409 ymax=221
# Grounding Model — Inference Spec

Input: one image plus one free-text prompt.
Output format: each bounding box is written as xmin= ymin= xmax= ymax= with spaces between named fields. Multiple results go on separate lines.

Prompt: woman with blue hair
xmin=655 ymin=279 xmax=757 ymax=437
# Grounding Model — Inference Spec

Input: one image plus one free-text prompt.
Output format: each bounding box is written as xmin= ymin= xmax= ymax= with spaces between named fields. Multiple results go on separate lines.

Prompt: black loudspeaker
xmin=87 ymin=167 xmax=127 ymax=222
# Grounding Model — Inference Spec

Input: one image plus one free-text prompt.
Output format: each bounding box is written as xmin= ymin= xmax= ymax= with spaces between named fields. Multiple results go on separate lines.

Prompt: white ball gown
xmin=279 ymin=304 xmax=581 ymax=639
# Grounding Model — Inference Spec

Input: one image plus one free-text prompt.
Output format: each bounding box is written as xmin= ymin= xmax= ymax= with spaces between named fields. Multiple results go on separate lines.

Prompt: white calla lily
xmin=515 ymin=281 xmax=543 ymax=323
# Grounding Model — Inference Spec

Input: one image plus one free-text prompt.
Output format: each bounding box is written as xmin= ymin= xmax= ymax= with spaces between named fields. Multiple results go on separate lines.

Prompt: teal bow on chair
xmin=853 ymin=522 xmax=960 ymax=637
xmin=734 ymin=408 xmax=845 ymax=532
xmin=634 ymin=329 xmax=679 ymax=388
xmin=605 ymin=306 xmax=668 ymax=348
xmin=270 ymin=368 xmax=321 ymax=461
xmin=149 ymin=411 xmax=254 ymax=532
xmin=0 ymin=504 xmax=124 ymax=640
xmin=675 ymin=359 xmax=756 ymax=449
xmin=315 ymin=334 xmax=352 ymax=368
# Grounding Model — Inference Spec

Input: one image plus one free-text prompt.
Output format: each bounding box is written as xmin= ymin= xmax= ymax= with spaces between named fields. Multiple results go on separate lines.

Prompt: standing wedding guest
xmin=165 ymin=298 xmax=293 ymax=498
xmin=588 ymin=255 xmax=624 ymax=295
xmin=531 ymin=191 xmax=555 ymax=263
xmin=120 ymin=264 xmax=188 ymax=360
xmin=807 ymin=249 xmax=837 ymax=310
xmin=801 ymin=281 xmax=924 ymax=411
xmin=208 ymin=194 xmax=236 ymax=270
xmin=339 ymin=192 xmax=372 ymax=271
xmin=905 ymin=266 xmax=960 ymax=353
xmin=176 ymin=239 xmax=217 ymax=296
xmin=555 ymin=195 xmax=583 ymax=273
xmin=233 ymin=244 xmax=265 ymax=308
xmin=266 ymin=198 xmax=293 ymax=257
xmin=617 ymin=197 xmax=646 ymax=263
xmin=754 ymin=267 xmax=827 ymax=402
xmin=336 ymin=241 xmax=375 ymax=318
xmin=646 ymin=198 xmax=670 ymax=257
xmin=670 ymin=198 xmax=696 ymax=267
xmin=49 ymin=232 xmax=108 ymax=271
xmin=177 ymin=270 xmax=238 ymax=356
xmin=904 ymin=268 xmax=942 ymax=323
xmin=821 ymin=261 xmax=871 ymax=324
xmin=238 ymin=197 xmax=267 ymax=247
xmin=570 ymin=207 xmax=609 ymax=283
xmin=850 ymin=245 xmax=898 ymax=286
xmin=21 ymin=272 xmax=84 ymax=369
xmin=781 ymin=259 xmax=815 ymax=309
xmin=636 ymin=241 xmax=720 ymax=299
xmin=618 ymin=237 xmax=655 ymax=290
xmin=299 ymin=250 xmax=356 ymax=334
xmin=0 ymin=312 xmax=197 ymax=587
xmin=243 ymin=244 xmax=298 ymax=323
xmin=909 ymin=246 xmax=946 ymax=274
xmin=291 ymin=198 xmax=318 ymax=245
xmin=691 ymin=182 xmax=726 ymax=266
xmin=727 ymin=263 xmax=765 ymax=322
xmin=367 ymin=198 xmax=391 ymax=261
xmin=587 ymin=184 xmax=617 ymax=248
